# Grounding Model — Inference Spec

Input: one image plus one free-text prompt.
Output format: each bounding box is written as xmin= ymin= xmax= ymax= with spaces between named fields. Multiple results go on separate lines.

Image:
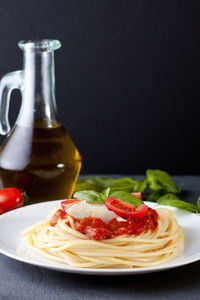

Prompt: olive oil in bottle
xmin=0 ymin=40 xmax=82 ymax=203
xmin=0 ymin=121 xmax=81 ymax=203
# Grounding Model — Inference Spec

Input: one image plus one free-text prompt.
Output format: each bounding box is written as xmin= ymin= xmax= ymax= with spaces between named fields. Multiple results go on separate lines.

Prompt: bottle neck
xmin=18 ymin=51 xmax=59 ymax=128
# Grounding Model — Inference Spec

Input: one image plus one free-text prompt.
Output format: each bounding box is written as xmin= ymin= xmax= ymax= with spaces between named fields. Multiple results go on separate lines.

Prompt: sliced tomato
xmin=105 ymin=197 xmax=148 ymax=219
xmin=61 ymin=199 xmax=80 ymax=210
xmin=131 ymin=192 xmax=142 ymax=199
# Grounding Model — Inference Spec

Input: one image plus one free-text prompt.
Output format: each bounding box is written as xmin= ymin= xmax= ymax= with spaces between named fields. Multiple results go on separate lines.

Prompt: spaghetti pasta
xmin=22 ymin=207 xmax=184 ymax=268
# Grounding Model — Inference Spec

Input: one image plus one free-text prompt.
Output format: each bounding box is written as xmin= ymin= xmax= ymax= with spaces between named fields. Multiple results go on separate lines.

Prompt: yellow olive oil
xmin=0 ymin=121 xmax=82 ymax=203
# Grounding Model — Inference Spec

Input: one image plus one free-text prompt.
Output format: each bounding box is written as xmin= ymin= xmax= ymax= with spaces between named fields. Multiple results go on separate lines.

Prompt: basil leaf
xmin=74 ymin=182 xmax=103 ymax=193
xmin=146 ymin=169 xmax=181 ymax=193
xmin=176 ymin=184 xmax=183 ymax=193
xmin=73 ymin=190 xmax=104 ymax=204
xmin=157 ymin=198 xmax=198 ymax=213
xmin=109 ymin=177 xmax=135 ymax=193
xmin=101 ymin=188 xmax=110 ymax=199
xmin=197 ymin=197 xmax=200 ymax=212
xmin=109 ymin=178 xmax=147 ymax=193
xmin=109 ymin=191 xmax=143 ymax=207
xmin=157 ymin=193 xmax=180 ymax=202
xmin=132 ymin=179 xmax=147 ymax=193
xmin=77 ymin=177 xmax=115 ymax=189
xmin=147 ymin=191 xmax=163 ymax=202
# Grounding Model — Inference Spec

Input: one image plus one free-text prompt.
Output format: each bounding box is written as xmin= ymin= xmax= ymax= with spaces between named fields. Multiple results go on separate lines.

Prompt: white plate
xmin=0 ymin=200 xmax=200 ymax=275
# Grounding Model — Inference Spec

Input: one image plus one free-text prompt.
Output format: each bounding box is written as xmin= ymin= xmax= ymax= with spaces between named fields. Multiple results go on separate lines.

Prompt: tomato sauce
xmin=50 ymin=209 xmax=67 ymax=226
xmin=50 ymin=207 xmax=159 ymax=240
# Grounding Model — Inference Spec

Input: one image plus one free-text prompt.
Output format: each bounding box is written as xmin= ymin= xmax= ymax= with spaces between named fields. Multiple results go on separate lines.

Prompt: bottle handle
xmin=0 ymin=70 xmax=23 ymax=135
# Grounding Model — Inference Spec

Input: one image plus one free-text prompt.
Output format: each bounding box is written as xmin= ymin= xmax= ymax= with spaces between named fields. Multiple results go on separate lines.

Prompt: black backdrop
xmin=0 ymin=0 xmax=199 ymax=175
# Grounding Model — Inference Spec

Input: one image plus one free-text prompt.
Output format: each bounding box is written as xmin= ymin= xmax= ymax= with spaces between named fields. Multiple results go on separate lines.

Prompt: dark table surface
xmin=0 ymin=175 xmax=200 ymax=300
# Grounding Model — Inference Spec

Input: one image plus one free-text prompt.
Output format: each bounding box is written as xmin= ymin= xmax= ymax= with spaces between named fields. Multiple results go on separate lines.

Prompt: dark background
xmin=0 ymin=0 xmax=199 ymax=175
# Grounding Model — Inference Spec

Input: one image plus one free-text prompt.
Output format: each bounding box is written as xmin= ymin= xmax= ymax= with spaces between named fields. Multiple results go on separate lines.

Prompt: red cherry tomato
xmin=0 ymin=188 xmax=24 ymax=215
xmin=105 ymin=197 xmax=148 ymax=219
xmin=131 ymin=192 xmax=142 ymax=199
xmin=61 ymin=199 xmax=80 ymax=210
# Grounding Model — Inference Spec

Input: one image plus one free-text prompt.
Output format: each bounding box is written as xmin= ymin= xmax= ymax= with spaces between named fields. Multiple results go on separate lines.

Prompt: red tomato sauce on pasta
xmin=50 ymin=207 xmax=159 ymax=240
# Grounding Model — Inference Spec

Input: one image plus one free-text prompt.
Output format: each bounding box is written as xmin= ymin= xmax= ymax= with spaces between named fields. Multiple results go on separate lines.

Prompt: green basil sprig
xmin=146 ymin=191 xmax=163 ymax=202
xmin=73 ymin=190 xmax=105 ymax=204
xmin=197 ymin=197 xmax=200 ymax=211
xmin=146 ymin=169 xmax=182 ymax=193
xmin=73 ymin=169 xmax=200 ymax=213
xmin=73 ymin=188 xmax=144 ymax=207
xmin=147 ymin=192 xmax=180 ymax=203
xmin=77 ymin=177 xmax=115 ymax=189
xmin=109 ymin=177 xmax=147 ymax=193
xmin=101 ymin=188 xmax=110 ymax=199
xmin=74 ymin=182 xmax=103 ymax=193
xmin=152 ymin=193 xmax=200 ymax=214
xmin=158 ymin=198 xmax=199 ymax=213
